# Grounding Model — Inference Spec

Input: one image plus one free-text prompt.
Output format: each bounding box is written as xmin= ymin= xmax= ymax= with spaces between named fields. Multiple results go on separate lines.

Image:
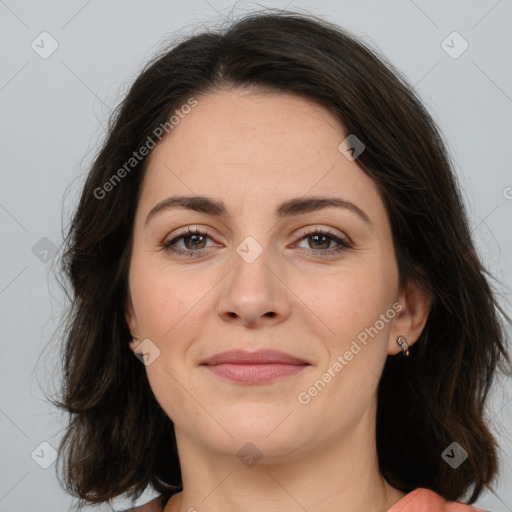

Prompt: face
xmin=125 ymin=88 xmax=428 ymax=462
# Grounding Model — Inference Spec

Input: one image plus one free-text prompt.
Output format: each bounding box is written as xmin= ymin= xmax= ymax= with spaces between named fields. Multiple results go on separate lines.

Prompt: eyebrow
xmin=144 ymin=195 xmax=371 ymax=227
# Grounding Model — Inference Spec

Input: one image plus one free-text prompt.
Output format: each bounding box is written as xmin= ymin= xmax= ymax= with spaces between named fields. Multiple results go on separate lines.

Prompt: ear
xmin=125 ymin=294 xmax=141 ymax=353
xmin=388 ymin=278 xmax=432 ymax=356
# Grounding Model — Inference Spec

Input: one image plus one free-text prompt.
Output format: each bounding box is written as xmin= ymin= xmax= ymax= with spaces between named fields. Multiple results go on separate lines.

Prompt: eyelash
xmin=161 ymin=227 xmax=352 ymax=258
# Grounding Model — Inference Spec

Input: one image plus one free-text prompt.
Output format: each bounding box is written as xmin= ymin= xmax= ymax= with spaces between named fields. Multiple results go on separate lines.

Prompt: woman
xmin=52 ymin=10 xmax=510 ymax=512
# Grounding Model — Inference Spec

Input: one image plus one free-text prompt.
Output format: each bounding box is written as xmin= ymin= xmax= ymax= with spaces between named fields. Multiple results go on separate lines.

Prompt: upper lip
xmin=200 ymin=349 xmax=309 ymax=366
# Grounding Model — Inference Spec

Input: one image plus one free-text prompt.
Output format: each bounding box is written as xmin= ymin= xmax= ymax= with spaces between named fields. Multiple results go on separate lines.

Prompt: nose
xmin=216 ymin=244 xmax=291 ymax=328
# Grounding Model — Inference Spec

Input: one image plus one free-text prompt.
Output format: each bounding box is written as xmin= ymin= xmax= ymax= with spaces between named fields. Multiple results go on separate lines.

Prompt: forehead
xmin=151 ymin=89 xmax=345 ymax=167
xmin=138 ymin=89 xmax=384 ymax=221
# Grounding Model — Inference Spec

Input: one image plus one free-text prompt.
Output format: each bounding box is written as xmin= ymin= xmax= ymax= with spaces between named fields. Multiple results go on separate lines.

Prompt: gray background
xmin=0 ymin=1 xmax=511 ymax=511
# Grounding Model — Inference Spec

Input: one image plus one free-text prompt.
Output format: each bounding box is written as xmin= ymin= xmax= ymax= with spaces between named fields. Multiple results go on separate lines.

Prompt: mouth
xmin=200 ymin=349 xmax=310 ymax=384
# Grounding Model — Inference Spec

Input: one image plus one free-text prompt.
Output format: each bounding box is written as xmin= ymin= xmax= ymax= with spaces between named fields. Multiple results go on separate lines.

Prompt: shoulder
xmin=387 ymin=488 xmax=490 ymax=512
xmin=124 ymin=497 xmax=165 ymax=512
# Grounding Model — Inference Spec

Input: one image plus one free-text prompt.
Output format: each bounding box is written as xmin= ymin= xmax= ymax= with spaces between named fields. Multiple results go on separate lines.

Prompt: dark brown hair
xmin=49 ymin=9 xmax=511 ymax=509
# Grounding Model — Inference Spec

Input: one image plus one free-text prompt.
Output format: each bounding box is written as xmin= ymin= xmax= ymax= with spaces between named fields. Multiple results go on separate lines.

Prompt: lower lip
xmin=203 ymin=363 xmax=308 ymax=383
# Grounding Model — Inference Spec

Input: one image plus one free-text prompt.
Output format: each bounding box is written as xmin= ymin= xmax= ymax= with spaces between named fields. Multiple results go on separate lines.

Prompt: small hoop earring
xmin=396 ymin=335 xmax=410 ymax=357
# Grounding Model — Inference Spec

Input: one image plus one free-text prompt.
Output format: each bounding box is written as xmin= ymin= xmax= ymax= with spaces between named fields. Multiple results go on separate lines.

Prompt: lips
xmin=200 ymin=349 xmax=310 ymax=383
xmin=201 ymin=349 xmax=308 ymax=366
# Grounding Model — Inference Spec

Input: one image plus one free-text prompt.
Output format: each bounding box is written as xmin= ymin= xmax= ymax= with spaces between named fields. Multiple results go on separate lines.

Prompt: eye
xmin=294 ymin=228 xmax=352 ymax=256
xmin=161 ymin=226 xmax=352 ymax=258
xmin=161 ymin=227 xmax=216 ymax=257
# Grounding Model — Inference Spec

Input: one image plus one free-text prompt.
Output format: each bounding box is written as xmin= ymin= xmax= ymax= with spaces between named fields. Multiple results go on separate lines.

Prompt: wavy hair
xmin=49 ymin=9 xmax=510 ymax=509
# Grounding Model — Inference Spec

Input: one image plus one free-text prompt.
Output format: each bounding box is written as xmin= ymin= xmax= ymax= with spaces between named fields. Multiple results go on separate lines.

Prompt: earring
xmin=396 ymin=335 xmax=410 ymax=357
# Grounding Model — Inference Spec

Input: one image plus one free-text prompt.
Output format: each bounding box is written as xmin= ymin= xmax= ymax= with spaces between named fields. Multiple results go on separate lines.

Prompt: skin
xmin=125 ymin=88 xmax=431 ymax=512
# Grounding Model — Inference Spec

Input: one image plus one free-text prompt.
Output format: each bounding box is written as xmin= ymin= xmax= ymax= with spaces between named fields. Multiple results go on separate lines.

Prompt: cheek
xmin=129 ymin=256 xmax=204 ymax=339
xmin=303 ymin=264 xmax=397 ymax=408
xmin=132 ymin=272 xmax=200 ymax=425
xmin=309 ymin=264 xmax=396 ymax=344
xmin=300 ymin=275 xmax=394 ymax=417
xmin=134 ymin=286 xmax=183 ymax=337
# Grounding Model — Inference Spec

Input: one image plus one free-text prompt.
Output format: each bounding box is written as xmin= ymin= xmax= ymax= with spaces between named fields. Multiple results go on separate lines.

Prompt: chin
xmin=207 ymin=428 xmax=308 ymax=464
xmin=212 ymin=409 xmax=311 ymax=455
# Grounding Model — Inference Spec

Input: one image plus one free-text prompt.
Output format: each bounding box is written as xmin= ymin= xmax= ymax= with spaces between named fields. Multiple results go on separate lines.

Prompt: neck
xmin=164 ymin=399 xmax=405 ymax=512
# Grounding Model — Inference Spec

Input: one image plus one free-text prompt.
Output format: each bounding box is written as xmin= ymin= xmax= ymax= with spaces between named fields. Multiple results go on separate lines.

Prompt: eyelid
xmin=295 ymin=225 xmax=349 ymax=240
xmin=165 ymin=225 xmax=222 ymax=243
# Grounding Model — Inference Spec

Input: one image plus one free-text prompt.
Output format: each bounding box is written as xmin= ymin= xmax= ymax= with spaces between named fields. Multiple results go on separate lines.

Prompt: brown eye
xmin=295 ymin=229 xmax=352 ymax=256
xmin=162 ymin=228 xmax=214 ymax=256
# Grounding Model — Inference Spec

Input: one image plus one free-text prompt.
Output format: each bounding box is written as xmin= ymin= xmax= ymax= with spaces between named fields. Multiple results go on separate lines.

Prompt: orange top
xmin=124 ymin=487 xmax=489 ymax=511
xmin=387 ymin=488 xmax=488 ymax=512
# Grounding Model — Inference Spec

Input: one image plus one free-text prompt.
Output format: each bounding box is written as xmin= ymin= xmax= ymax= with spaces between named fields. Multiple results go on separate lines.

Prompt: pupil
xmin=311 ymin=234 xmax=329 ymax=249
xmin=186 ymin=234 xmax=204 ymax=249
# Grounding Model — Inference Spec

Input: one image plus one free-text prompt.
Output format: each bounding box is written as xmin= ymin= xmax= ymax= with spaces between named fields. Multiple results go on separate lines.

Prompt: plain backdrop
xmin=0 ymin=1 xmax=511 ymax=511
